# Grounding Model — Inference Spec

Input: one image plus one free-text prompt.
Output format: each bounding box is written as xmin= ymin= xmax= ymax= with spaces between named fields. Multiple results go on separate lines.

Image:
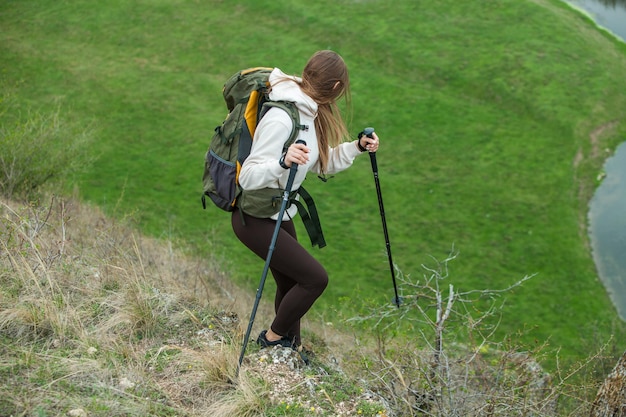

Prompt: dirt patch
xmin=574 ymin=120 xmax=619 ymax=243
xmin=590 ymin=120 xmax=619 ymax=160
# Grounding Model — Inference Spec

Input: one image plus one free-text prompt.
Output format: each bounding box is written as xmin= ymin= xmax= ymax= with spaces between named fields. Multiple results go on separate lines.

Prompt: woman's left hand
xmin=358 ymin=131 xmax=380 ymax=152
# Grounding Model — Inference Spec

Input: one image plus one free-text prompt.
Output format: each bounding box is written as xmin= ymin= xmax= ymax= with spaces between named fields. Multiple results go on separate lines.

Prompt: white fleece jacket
xmin=239 ymin=68 xmax=363 ymax=220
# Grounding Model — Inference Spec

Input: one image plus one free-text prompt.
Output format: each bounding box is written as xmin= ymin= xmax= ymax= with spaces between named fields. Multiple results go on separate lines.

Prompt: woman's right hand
xmin=283 ymin=142 xmax=310 ymax=167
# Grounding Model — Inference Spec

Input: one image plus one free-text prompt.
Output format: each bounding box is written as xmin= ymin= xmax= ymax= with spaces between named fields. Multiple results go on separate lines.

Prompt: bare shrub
xmin=349 ymin=248 xmax=611 ymax=416
xmin=0 ymin=91 xmax=94 ymax=199
xmin=0 ymin=198 xmax=85 ymax=342
xmin=590 ymin=350 xmax=626 ymax=417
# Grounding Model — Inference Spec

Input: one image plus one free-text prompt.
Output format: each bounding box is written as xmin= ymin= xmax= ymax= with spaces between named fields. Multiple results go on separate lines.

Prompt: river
xmin=589 ymin=143 xmax=626 ymax=320
xmin=565 ymin=0 xmax=626 ymax=41
xmin=564 ymin=0 xmax=626 ymax=320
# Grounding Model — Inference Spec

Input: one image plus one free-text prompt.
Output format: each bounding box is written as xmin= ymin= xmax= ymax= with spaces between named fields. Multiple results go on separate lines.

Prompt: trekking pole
xmin=236 ymin=139 xmax=306 ymax=377
xmin=360 ymin=127 xmax=401 ymax=308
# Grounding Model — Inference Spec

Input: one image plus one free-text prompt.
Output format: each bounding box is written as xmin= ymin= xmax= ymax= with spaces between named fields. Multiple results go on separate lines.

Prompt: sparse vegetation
xmin=0 ymin=195 xmax=619 ymax=416
xmin=0 ymin=90 xmax=94 ymax=200
xmin=348 ymin=253 xmax=617 ymax=415
xmin=0 ymin=195 xmax=389 ymax=416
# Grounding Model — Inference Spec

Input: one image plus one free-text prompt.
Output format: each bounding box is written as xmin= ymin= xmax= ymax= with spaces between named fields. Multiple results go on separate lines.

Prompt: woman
xmin=232 ymin=50 xmax=380 ymax=351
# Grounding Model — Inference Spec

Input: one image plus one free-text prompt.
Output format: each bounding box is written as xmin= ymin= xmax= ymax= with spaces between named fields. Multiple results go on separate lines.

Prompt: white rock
xmin=119 ymin=377 xmax=135 ymax=390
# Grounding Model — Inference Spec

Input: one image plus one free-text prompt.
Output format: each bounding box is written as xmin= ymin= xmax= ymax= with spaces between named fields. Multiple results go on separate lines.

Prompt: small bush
xmin=0 ymin=90 xmax=94 ymax=199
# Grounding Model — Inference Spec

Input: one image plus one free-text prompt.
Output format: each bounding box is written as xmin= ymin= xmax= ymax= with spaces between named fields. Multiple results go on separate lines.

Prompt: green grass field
xmin=2 ymin=0 xmax=626 ymax=363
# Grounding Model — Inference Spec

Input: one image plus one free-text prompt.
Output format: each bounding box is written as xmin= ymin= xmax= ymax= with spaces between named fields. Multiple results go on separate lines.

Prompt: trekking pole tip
xmin=392 ymin=296 xmax=403 ymax=307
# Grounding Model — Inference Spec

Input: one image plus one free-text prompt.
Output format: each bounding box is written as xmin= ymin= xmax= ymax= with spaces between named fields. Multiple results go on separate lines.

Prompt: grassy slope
xmin=0 ymin=196 xmax=389 ymax=416
xmin=2 ymin=196 xmax=608 ymax=417
xmin=2 ymin=0 xmax=626 ymax=362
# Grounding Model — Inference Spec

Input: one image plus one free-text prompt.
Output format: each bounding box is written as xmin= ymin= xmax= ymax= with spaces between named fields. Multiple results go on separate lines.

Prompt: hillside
xmin=2 ymin=0 xmax=626 ymax=362
xmin=0 ymin=196 xmax=378 ymax=416
xmin=1 ymin=196 xmax=619 ymax=416
xmin=3 ymin=0 xmax=626 ymax=412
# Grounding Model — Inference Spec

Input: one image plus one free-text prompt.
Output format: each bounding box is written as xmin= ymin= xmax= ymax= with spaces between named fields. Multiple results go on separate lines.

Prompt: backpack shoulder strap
xmin=290 ymin=186 xmax=326 ymax=248
xmin=261 ymin=100 xmax=308 ymax=150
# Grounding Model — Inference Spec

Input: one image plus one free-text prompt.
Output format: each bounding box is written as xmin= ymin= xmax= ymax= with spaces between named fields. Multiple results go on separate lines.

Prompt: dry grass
xmin=0 ymin=195 xmax=617 ymax=416
xmin=0 ymin=195 xmax=390 ymax=416
xmin=0 ymin=195 xmax=254 ymax=416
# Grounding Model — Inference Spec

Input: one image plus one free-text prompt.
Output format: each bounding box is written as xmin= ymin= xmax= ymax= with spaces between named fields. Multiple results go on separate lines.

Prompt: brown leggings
xmin=231 ymin=211 xmax=328 ymax=346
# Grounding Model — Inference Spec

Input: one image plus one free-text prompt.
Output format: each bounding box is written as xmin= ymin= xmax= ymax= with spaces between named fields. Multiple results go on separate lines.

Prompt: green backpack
xmin=202 ymin=67 xmax=326 ymax=248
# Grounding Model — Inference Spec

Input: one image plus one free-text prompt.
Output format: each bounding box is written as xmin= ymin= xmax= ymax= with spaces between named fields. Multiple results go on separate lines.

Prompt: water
xmin=565 ymin=0 xmax=626 ymax=41
xmin=588 ymin=143 xmax=626 ymax=320
xmin=564 ymin=0 xmax=626 ymax=320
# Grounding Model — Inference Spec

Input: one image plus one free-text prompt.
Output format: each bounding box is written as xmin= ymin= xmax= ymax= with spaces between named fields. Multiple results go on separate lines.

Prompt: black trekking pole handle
xmin=360 ymin=126 xmax=378 ymax=166
xmin=236 ymin=139 xmax=306 ymax=379
xmin=360 ymin=127 xmax=402 ymax=308
xmin=284 ymin=139 xmax=306 ymax=192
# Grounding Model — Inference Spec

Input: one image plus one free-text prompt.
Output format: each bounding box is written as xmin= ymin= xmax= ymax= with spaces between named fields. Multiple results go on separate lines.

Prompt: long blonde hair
xmin=299 ymin=50 xmax=352 ymax=174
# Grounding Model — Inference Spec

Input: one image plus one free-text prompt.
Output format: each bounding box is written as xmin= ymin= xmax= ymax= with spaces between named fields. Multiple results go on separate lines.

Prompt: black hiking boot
xmin=256 ymin=331 xmax=311 ymax=365
xmin=256 ymin=330 xmax=294 ymax=348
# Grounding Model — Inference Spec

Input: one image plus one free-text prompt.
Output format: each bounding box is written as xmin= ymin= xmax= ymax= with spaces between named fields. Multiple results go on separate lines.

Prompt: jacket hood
xmin=268 ymin=68 xmax=317 ymax=118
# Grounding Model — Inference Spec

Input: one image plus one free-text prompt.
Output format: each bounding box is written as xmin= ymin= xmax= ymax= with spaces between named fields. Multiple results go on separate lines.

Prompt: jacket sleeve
xmin=238 ymin=109 xmax=292 ymax=191
xmin=312 ymin=140 xmax=363 ymax=175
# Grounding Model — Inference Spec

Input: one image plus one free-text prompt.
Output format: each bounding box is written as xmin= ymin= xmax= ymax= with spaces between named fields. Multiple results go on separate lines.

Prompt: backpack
xmin=202 ymin=67 xmax=326 ymax=248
